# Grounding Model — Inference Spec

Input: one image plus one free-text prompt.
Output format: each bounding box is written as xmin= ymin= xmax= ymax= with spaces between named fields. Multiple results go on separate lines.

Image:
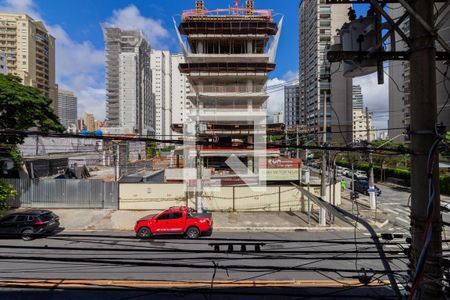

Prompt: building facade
xmin=299 ymin=1 xmax=352 ymax=143
xmin=150 ymin=50 xmax=171 ymax=138
xmin=352 ymin=85 xmax=376 ymax=142
xmin=0 ymin=13 xmax=58 ymax=111
xmin=0 ymin=52 xmax=7 ymax=74
xmin=103 ymin=28 xmax=154 ymax=135
xmin=352 ymin=109 xmax=376 ymax=142
xmin=388 ymin=5 xmax=450 ymax=141
xmin=175 ymin=0 xmax=281 ymax=181
xmin=57 ymin=89 xmax=77 ymax=130
xmin=284 ymin=84 xmax=301 ymax=129
xmin=170 ymin=53 xmax=191 ymax=133
xmin=83 ymin=112 xmax=95 ymax=132
xmin=150 ymin=50 xmax=192 ymax=138
xmin=352 ymin=85 xmax=363 ymax=110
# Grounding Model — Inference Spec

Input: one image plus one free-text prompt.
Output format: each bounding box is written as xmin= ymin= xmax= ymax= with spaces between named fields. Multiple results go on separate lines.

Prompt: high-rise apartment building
xmin=103 ymin=28 xmax=154 ymax=135
xmin=352 ymin=109 xmax=376 ymax=142
xmin=352 ymin=85 xmax=363 ymax=110
xmin=150 ymin=50 xmax=171 ymax=138
xmin=284 ymin=84 xmax=301 ymax=129
xmin=57 ymin=89 xmax=77 ymax=130
xmin=83 ymin=112 xmax=95 ymax=132
xmin=170 ymin=53 xmax=191 ymax=132
xmin=175 ymin=0 xmax=281 ymax=179
xmin=0 ymin=53 xmax=7 ymax=74
xmin=388 ymin=5 xmax=450 ymax=141
xmin=150 ymin=51 xmax=192 ymax=138
xmin=0 ymin=13 xmax=58 ymax=111
xmin=299 ymin=1 xmax=352 ymax=143
xmin=352 ymin=85 xmax=376 ymax=142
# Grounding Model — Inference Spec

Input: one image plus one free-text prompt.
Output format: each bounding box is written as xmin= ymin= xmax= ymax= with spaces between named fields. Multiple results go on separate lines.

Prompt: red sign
xmin=260 ymin=158 xmax=302 ymax=169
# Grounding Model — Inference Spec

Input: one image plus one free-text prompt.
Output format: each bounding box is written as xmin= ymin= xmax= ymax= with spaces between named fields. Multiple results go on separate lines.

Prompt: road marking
xmin=395 ymin=217 xmax=410 ymax=224
xmin=381 ymin=202 xmax=399 ymax=206
xmin=0 ymin=279 xmax=389 ymax=289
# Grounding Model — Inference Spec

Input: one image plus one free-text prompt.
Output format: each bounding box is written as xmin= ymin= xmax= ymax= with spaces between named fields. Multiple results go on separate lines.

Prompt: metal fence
xmin=2 ymin=179 xmax=118 ymax=209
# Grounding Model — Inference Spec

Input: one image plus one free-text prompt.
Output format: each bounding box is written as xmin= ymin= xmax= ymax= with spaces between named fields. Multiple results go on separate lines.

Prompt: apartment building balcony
xmin=179 ymin=62 xmax=275 ymax=74
xmin=187 ymin=92 xmax=268 ymax=102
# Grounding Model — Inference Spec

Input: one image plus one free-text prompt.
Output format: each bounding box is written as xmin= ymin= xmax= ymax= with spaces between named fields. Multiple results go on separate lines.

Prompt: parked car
xmin=0 ymin=210 xmax=60 ymax=241
xmin=351 ymin=180 xmax=382 ymax=196
xmin=354 ymin=171 xmax=368 ymax=180
xmin=134 ymin=206 xmax=213 ymax=239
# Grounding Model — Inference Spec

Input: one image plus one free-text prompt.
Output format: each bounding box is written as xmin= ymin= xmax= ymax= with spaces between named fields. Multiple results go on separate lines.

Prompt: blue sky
xmin=0 ymin=0 xmax=388 ymax=129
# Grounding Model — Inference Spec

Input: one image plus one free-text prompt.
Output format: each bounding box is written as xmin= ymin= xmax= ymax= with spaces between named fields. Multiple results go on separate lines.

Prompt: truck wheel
xmin=186 ymin=227 xmax=200 ymax=239
xmin=21 ymin=229 xmax=34 ymax=241
xmin=137 ymin=227 xmax=152 ymax=239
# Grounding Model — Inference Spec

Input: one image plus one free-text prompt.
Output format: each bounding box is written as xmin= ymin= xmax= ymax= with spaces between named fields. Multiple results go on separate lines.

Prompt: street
xmin=0 ymin=231 xmax=407 ymax=299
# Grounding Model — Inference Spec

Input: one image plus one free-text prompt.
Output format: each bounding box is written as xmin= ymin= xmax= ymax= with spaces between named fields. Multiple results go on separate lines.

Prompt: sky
xmin=0 ymin=0 xmax=389 ymax=130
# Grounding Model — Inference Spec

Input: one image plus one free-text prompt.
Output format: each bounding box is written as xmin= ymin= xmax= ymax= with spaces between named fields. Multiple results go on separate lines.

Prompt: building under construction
xmin=174 ymin=0 xmax=283 ymax=184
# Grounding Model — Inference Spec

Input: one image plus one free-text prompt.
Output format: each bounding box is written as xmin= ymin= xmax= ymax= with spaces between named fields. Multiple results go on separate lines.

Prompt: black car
xmin=353 ymin=180 xmax=382 ymax=196
xmin=0 ymin=210 xmax=60 ymax=241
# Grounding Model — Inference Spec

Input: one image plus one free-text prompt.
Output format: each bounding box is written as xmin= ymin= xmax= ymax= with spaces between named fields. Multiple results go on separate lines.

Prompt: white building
xmin=388 ymin=4 xmax=450 ymax=141
xmin=103 ymin=28 xmax=154 ymax=135
xmin=150 ymin=50 xmax=171 ymax=138
xmin=170 ymin=53 xmax=191 ymax=132
xmin=57 ymin=89 xmax=77 ymax=130
xmin=0 ymin=53 xmax=7 ymax=74
xmin=150 ymin=50 xmax=191 ymax=138
xmin=352 ymin=109 xmax=376 ymax=142
xmin=299 ymin=1 xmax=353 ymax=144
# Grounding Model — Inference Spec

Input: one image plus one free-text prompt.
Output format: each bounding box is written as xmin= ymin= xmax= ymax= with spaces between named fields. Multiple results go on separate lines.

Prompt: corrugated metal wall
xmin=2 ymin=179 xmax=118 ymax=209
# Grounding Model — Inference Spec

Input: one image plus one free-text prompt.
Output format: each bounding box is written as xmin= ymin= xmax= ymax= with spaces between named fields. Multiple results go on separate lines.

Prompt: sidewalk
xmin=339 ymin=190 xmax=391 ymax=229
xmin=9 ymin=208 xmax=355 ymax=232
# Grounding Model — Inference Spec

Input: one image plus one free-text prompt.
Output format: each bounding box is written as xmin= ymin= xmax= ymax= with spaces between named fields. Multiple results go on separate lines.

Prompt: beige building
xmin=0 ymin=13 xmax=57 ymax=111
xmin=83 ymin=112 xmax=95 ymax=132
xmin=95 ymin=120 xmax=103 ymax=131
xmin=0 ymin=52 xmax=7 ymax=74
xmin=352 ymin=109 xmax=376 ymax=142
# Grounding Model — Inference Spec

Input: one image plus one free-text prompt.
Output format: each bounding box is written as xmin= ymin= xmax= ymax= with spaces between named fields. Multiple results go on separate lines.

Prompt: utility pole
xmin=195 ymin=92 xmax=203 ymax=213
xmin=296 ymin=126 xmax=300 ymax=159
xmin=366 ymin=107 xmax=376 ymax=210
xmin=319 ymin=90 xmax=328 ymax=226
xmin=409 ymin=0 xmax=443 ymax=298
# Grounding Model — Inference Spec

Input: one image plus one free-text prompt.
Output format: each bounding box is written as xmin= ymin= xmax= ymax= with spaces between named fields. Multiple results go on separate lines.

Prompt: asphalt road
xmin=0 ymin=231 xmax=407 ymax=299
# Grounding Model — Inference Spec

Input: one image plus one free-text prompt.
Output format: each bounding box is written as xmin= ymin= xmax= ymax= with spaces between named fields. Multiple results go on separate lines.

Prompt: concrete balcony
xmin=186 ymin=53 xmax=270 ymax=64
xmin=187 ymin=92 xmax=268 ymax=102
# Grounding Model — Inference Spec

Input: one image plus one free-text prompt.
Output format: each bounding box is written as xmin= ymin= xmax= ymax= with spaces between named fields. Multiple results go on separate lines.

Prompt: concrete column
xmin=247 ymin=40 xmax=253 ymax=54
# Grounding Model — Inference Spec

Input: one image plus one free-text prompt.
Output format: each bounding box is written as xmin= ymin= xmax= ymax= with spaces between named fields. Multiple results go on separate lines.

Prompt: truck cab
xmin=134 ymin=207 xmax=213 ymax=239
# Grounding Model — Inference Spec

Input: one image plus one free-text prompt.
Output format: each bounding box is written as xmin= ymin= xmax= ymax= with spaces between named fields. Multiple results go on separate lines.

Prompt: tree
xmin=0 ymin=74 xmax=64 ymax=145
xmin=0 ymin=74 xmax=64 ymax=175
xmin=0 ymin=181 xmax=15 ymax=213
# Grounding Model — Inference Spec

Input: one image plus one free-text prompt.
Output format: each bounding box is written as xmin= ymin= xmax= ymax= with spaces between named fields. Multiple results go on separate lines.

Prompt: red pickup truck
xmin=134 ymin=207 xmax=213 ymax=239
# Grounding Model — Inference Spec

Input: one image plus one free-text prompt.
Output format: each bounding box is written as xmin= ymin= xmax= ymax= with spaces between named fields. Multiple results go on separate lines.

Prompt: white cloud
xmin=104 ymin=4 xmax=170 ymax=49
xmin=354 ymin=72 xmax=389 ymax=130
xmin=0 ymin=0 xmax=40 ymax=18
xmin=0 ymin=0 xmax=106 ymax=120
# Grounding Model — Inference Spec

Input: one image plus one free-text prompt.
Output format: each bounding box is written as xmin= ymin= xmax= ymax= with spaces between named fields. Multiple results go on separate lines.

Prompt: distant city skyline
xmin=0 ymin=0 xmax=389 ymax=130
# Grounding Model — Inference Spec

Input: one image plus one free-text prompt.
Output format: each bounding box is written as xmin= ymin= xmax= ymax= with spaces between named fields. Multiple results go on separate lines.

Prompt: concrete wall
xmin=119 ymin=184 xmax=341 ymax=211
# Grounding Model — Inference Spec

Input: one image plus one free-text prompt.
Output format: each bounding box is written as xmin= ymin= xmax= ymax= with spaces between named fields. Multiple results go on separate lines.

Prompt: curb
xmin=62 ymin=227 xmax=357 ymax=233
